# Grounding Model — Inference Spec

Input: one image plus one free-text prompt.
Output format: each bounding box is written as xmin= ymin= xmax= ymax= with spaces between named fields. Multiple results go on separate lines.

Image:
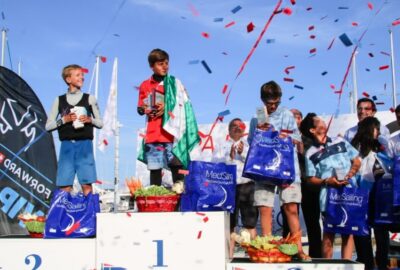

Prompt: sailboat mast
xmin=113 ymin=58 xmax=120 ymax=213
xmin=1 ymin=29 xmax=6 ymax=67
xmin=93 ymin=56 xmax=100 ymax=158
xmin=390 ymin=29 xmax=397 ymax=108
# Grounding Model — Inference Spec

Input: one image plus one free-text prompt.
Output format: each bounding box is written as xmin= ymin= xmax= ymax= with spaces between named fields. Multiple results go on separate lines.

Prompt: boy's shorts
xmin=254 ymin=182 xmax=301 ymax=207
xmin=56 ymin=140 xmax=97 ymax=187
xmin=145 ymin=143 xmax=174 ymax=170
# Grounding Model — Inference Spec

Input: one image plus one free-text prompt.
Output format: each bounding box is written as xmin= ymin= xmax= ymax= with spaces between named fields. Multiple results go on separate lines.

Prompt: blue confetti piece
xmin=372 ymin=95 xmax=378 ymax=101
xmin=339 ymin=33 xmax=353 ymax=47
xmin=334 ymin=18 xmax=339 ymax=22
xmin=294 ymin=85 xmax=304 ymax=90
xmin=266 ymin=39 xmax=276 ymax=44
xmin=188 ymin=60 xmax=200 ymax=65
xmin=289 ymin=96 xmax=295 ymax=100
xmin=201 ymin=60 xmax=212 ymax=74
xmin=231 ymin=5 xmax=242 ymax=14
xmin=366 ymin=68 xmax=370 ymax=72
xmin=338 ymin=6 xmax=349 ymax=10
xmin=213 ymin=17 xmax=223 ymax=22
xmin=321 ymin=71 xmax=328 ymax=76
xmin=218 ymin=110 xmax=231 ymax=117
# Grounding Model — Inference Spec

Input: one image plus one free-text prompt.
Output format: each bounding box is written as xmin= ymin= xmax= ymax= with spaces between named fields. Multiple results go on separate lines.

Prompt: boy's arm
xmin=45 ymin=97 xmax=62 ymax=131
xmin=88 ymin=96 xmax=103 ymax=128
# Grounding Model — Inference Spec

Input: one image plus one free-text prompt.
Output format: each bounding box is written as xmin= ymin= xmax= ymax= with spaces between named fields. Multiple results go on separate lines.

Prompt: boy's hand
xmin=237 ymin=141 xmax=244 ymax=155
xmin=257 ymin=123 xmax=271 ymax=131
xmin=79 ymin=115 xmax=92 ymax=124
xmin=63 ymin=113 xmax=77 ymax=123
xmin=230 ymin=144 xmax=236 ymax=160
xmin=154 ymin=102 xmax=164 ymax=118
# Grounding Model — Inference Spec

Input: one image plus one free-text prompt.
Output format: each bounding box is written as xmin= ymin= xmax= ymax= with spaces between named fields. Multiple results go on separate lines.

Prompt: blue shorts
xmin=56 ymin=140 xmax=97 ymax=186
xmin=144 ymin=143 xmax=174 ymax=170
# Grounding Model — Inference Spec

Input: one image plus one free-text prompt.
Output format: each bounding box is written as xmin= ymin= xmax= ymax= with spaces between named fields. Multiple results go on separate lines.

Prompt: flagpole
xmin=113 ymin=58 xmax=120 ymax=213
xmin=389 ymin=29 xmax=397 ymax=108
xmin=351 ymin=50 xmax=358 ymax=113
xmin=1 ymin=29 xmax=6 ymax=67
xmin=93 ymin=56 xmax=100 ymax=159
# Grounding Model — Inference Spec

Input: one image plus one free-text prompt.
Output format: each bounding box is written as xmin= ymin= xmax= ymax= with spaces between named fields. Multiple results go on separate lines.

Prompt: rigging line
xmin=87 ymin=61 xmax=97 ymax=95
xmin=84 ymin=0 xmax=127 ymax=65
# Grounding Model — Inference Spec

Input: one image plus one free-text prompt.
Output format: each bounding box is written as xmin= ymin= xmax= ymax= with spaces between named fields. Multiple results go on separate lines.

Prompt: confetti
xmin=306 ymin=7 xmax=312 ymax=11
xmin=222 ymin=84 xmax=228 ymax=94
xmin=188 ymin=3 xmax=200 ymax=16
xmin=290 ymin=0 xmax=296 ymax=4
xmin=282 ymin=7 xmax=292 ymax=15
xmin=376 ymin=102 xmax=384 ymax=105
xmin=213 ymin=18 xmax=223 ymax=22
xmin=201 ymin=32 xmax=210 ymax=38
xmin=366 ymin=68 xmax=370 ymax=72
xmin=308 ymin=25 xmax=315 ymax=31
xmin=218 ymin=110 xmax=231 ymax=117
xmin=321 ymin=71 xmax=328 ymax=76
xmin=201 ymin=60 xmax=212 ymax=73
xmin=309 ymin=35 xmax=316 ymax=39
xmin=225 ymin=21 xmax=235 ymax=28
xmin=231 ymin=5 xmax=242 ymax=14
xmin=362 ymin=92 xmax=370 ymax=97
xmin=309 ymin=48 xmax=317 ymax=54
xmin=339 ymin=33 xmax=353 ymax=47
xmin=126 ymin=212 xmax=132 ymax=217
xmin=247 ymin=22 xmax=255 ymax=33
xmin=352 ymin=22 xmax=358 ymax=27
xmin=284 ymin=65 xmax=295 ymax=74
xmin=392 ymin=19 xmax=400 ymax=26
xmin=100 ymin=56 xmax=107 ymax=63
xmin=372 ymin=95 xmax=378 ymax=101
xmin=222 ymin=52 xmax=228 ymax=55
xmin=327 ymin=37 xmax=335 ymax=50
xmin=368 ymin=2 xmax=374 ymax=10
xmin=320 ymin=15 xmax=328 ymax=20
xmin=284 ymin=77 xmax=294 ymax=82
xmin=334 ymin=18 xmax=340 ymax=23
xmin=368 ymin=53 xmax=374 ymax=58
xmin=289 ymin=96 xmax=295 ymax=100
xmin=196 ymin=212 xmax=206 ymax=216
xmin=188 ymin=60 xmax=200 ymax=65
xmin=204 ymin=181 xmax=209 ymax=187
xmin=203 ymin=216 xmax=209 ymax=223
xmin=156 ymin=146 xmax=165 ymax=151
xmin=390 ymin=107 xmax=395 ymax=113
xmin=379 ymin=65 xmax=389 ymax=70
xmin=380 ymin=51 xmax=390 ymax=57
xmin=81 ymin=68 xmax=89 ymax=73
xmin=197 ymin=230 xmax=203 ymax=239
xmin=239 ymin=122 xmax=246 ymax=130
xmin=266 ymin=39 xmax=276 ymax=44
xmin=338 ymin=6 xmax=349 ymax=10
xmin=330 ymin=84 xmax=336 ymax=90
xmin=294 ymin=85 xmax=304 ymax=90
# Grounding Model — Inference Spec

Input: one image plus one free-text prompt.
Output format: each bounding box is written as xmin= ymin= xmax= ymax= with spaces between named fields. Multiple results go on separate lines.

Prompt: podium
xmin=96 ymin=211 xmax=230 ymax=270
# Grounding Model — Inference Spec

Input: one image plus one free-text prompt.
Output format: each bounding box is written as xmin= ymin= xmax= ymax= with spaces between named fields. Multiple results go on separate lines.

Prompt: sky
xmin=0 ymin=0 xmax=399 ymax=189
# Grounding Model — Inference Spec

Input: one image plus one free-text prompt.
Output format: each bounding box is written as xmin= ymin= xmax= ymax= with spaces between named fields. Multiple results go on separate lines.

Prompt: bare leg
xmin=283 ymin=203 xmax=306 ymax=254
xmin=82 ymin=184 xmax=93 ymax=196
xmin=59 ymin=186 xmax=73 ymax=193
xmin=322 ymin=232 xmax=335 ymax=258
xmin=259 ymin=206 xmax=273 ymax=236
xmin=341 ymin=234 xmax=354 ymax=259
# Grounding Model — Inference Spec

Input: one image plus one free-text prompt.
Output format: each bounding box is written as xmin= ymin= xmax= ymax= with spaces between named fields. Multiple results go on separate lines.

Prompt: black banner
xmin=0 ymin=66 xmax=57 ymax=236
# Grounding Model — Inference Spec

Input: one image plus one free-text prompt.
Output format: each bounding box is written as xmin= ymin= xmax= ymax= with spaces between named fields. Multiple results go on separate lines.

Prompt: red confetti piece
xmin=81 ymin=68 xmax=89 ymax=73
xmin=188 ymin=3 xmax=199 ymax=16
xmin=284 ymin=65 xmax=295 ymax=74
xmin=178 ymin=169 xmax=189 ymax=175
xmin=282 ymin=7 xmax=292 ymax=15
xmin=290 ymin=0 xmax=296 ymax=4
xmin=201 ymin=32 xmax=210 ymax=38
xmin=362 ymin=92 xmax=370 ymax=97
xmin=103 ymin=139 xmax=108 ymax=146
xmin=308 ymin=25 xmax=315 ymax=31
xmin=203 ymin=216 xmax=209 ymax=223
xmin=225 ymin=21 xmax=235 ymax=28
xmin=222 ymin=84 xmax=228 ymax=94
xmin=95 ymin=180 xmax=103 ymax=184
xmin=284 ymin=77 xmax=294 ymax=82
xmin=306 ymin=7 xmax=312 ymax=11
xmin=247 ymin=22 xmax=255 ymax=33
xmin=392 ymin=19 xmax=400 ymax=26
xmin=330 ymin=84 xmax=336 ymax=90
xmin=368 ymin=2 xmax=374 ymax=10
xmin=327 ymin=37 xmax=335 ymax=50
xmin=352 ymin=22 xmax=358 ymax=26
xmin=310 ymin=48 xmax=317 ymax=54
xmin=334 ymin=90 xmax=343 ymax=94
xmin=310 ymin=35 xmax=316 ymax=39
xmin=197 ymin=230 xmax=202 ymax=239
xmin=100 ymin=56 xmax=107 ymax=63
xmin=239 ymin=122 xmax=246 ymax=130
xmin=379 ymin=65 xmax=389 ymax=70
xmin=390 ymin=107 xmax=395 ymax=113
xmin=126 ymin=212 xmax=132 ymax=217
xmin=196 ymin=212 xmax=206 ymax=216
xmin=168 ymin=111 xmax=175 ymax=119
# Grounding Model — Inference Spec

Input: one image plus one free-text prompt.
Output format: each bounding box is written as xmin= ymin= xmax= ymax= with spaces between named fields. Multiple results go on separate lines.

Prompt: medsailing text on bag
xmin=205 ymin=170 xmax=234 ymax=185
xmin=329 ymin=192 xmax=364 ymax=206
xmin=57 ymin=196 xmax=87 ymax=212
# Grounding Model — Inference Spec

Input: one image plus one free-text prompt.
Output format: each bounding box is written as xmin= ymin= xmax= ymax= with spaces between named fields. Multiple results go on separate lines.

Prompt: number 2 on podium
xmin=153 ymin=240 xmax=168 ymax=267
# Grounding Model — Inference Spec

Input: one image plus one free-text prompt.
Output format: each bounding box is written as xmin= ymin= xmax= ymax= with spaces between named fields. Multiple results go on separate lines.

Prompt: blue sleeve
xmin=305 ymin=154 xmax=317 ymax=177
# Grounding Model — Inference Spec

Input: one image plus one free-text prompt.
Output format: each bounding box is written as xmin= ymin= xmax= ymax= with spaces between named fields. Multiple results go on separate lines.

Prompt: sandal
xmin=296 ymin=252 xmax=312 ymax=262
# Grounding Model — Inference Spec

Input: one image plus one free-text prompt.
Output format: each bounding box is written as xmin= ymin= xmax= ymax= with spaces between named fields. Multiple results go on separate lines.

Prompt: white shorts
xmin=254 ymin=182 xmax=301 ymax=207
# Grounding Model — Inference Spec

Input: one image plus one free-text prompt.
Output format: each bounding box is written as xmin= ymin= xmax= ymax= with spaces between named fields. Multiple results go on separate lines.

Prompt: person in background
xmin=46 ymin=64 xmax=103 ymax=196
xmin=351 ymin=117 xmax=391 ymax=270
xmin=302 ymin=113 xmax=361 ymax=259
xmin=388 ymin=104 xmax=400 ymax=157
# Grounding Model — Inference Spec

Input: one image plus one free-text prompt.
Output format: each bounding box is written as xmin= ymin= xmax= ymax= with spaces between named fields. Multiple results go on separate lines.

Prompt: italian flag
xmin=138 ymin=75 xmax=200 ymax=169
